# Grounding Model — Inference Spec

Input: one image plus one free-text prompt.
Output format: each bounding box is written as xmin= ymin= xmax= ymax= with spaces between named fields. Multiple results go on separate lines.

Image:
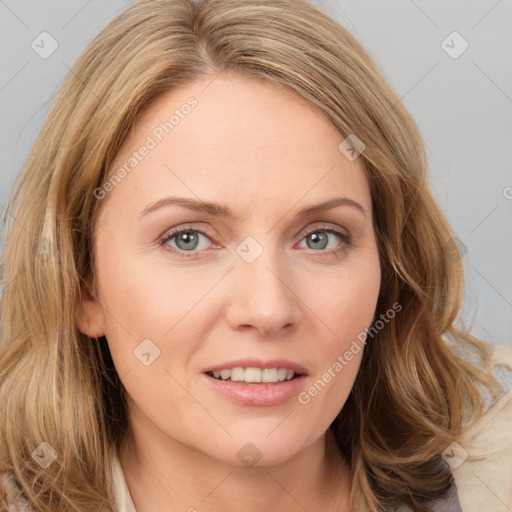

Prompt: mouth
xmin=205 ymin=367 xmax=303 ymax=384
xmin=201 ymin=360 xmax=308 ymax=406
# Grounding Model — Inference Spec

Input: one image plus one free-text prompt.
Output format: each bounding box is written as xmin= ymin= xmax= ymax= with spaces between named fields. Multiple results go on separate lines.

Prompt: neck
xmin=118 ymin=424 xmax=351 ymax=512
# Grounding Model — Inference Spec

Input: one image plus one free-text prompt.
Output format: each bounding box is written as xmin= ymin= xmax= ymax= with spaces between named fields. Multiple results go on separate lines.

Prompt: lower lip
xmin=202 ymin=373 xmax=308 ymax=407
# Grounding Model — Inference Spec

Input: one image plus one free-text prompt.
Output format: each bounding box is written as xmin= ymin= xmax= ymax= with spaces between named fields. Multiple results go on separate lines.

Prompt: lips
xmin=202 ymin=372 xmax=308 ymax=407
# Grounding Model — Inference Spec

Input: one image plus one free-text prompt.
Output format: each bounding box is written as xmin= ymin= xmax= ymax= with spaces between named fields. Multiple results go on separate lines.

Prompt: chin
xmin=202 ymin=430 xmax=314 ymax=468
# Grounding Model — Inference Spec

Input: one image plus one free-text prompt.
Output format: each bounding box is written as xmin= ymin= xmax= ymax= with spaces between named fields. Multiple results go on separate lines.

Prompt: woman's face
xmin=79 ymin=73 xmax=381 ymax=466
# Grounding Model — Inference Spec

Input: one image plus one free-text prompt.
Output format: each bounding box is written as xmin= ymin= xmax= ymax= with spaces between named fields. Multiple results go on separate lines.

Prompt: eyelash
xmin=158 ymin=223 xmax=352 ymax=259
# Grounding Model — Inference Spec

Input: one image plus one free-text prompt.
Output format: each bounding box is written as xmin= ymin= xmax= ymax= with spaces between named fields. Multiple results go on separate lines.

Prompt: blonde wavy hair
xmin=0 ymin=0 xmax=501 ymax=511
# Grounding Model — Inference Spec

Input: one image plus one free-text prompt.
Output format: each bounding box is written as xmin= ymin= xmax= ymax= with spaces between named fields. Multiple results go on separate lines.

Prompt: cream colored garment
xmin=112 ymin=452 xmax=137 ymax=512
xmin=450 ymin=341 xmax=512 ymax=512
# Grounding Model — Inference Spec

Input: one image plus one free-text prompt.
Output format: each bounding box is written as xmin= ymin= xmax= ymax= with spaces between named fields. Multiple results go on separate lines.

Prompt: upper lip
xmin=203 ymin=358 xmax=308 ymax=375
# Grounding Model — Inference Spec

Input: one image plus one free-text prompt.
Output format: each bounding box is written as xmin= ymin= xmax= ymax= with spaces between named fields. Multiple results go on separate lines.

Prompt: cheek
xmin=302 ymin=247 xmax=380 ymax=407
xmin=94 ymin=244 xmax=225 ymax=396
xmin=314 ymin=247 xmax=381 ymax=348
xmin=96 ymin=245 xmax=206 ymax=336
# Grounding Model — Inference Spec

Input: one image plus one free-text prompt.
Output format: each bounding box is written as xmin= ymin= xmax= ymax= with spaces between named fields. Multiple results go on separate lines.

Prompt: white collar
xmin=112 ymin=450 xmax=137 ymax=512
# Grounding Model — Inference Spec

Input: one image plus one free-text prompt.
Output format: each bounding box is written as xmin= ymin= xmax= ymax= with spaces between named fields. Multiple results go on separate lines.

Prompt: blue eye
xmin=296 ymin=226 xmax=353 ymax=257
xmin=159 ymin=223 xmax=352 ymax=259
xmin=160 ymin=228 xmax=212 ymax=256
xmin=298 ymin=227 xmax=351 ymax=256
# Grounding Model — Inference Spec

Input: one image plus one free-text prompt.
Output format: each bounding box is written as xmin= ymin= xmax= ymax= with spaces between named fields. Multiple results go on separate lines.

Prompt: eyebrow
xmin=139 ymin=195 xmax=367 ymax=220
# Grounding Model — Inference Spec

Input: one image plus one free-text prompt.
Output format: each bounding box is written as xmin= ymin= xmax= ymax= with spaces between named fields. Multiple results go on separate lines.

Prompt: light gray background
xmin=1 ymin=1 xmax=511 ymax=344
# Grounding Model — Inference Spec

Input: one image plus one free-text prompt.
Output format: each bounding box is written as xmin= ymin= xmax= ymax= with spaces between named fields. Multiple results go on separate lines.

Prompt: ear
xmin=76 ymin=282 xmax=106 ymax=338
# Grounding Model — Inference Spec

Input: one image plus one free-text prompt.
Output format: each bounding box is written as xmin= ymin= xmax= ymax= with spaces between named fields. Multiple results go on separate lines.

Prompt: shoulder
xmin=1 ymin=471 xmax=32 ymax=511
xmin=450 ymin=341 xmax=512 ymax=512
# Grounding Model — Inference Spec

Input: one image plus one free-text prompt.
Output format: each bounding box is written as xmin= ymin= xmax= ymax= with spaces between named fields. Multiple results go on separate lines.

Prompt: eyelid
xmin=296 ymin=222 xmax=350 ymax=240
xmin=158 ymin=222 xmax=215 ymax=245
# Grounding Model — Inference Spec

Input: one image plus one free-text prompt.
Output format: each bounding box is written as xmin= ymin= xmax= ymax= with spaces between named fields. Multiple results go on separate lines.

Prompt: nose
xmin=225 ymin=242 xmax=301 ymax=337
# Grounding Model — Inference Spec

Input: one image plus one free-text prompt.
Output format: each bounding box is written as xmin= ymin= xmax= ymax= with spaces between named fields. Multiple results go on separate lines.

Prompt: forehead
xmin=104 ymin=73 xmax=371 ymax=217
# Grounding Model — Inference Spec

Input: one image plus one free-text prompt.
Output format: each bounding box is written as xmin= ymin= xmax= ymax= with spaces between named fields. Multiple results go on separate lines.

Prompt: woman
xmin=0 ymin=0 xmax=510 ymax=511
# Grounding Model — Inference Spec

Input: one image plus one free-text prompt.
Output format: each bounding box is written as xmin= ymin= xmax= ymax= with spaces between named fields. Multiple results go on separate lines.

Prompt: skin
xmin=77 ymin=72 xmax=381 ymax=512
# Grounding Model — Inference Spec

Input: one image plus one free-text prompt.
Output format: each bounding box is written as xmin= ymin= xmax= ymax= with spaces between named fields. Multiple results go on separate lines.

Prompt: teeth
xmin=262 ymin=368 xmax=278 ymax=382
xmin=245 ymin=367 xmax=261 ymax=383
xmin=208 ymin=367 xmax=298 ymax=384
xmin=231 ymin=367 xmax=245 ymax=382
